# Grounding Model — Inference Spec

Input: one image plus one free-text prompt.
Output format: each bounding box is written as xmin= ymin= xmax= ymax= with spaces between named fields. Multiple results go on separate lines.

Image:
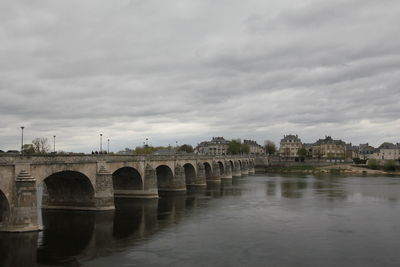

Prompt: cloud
xmin=0 ymin=0 xmax=399 ymax=152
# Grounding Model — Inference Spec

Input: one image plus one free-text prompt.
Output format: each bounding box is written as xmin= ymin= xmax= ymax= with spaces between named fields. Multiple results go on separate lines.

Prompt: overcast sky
xmin=1 ymin=0 xmax=399 ymax=152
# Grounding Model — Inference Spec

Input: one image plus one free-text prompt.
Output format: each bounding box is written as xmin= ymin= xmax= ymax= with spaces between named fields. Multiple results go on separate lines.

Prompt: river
xmin=1 ymin=174 xmax=400 ymax=266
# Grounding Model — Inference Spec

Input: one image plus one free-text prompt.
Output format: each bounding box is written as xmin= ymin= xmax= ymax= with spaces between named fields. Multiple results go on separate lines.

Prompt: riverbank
xmin=262 ymin=164 xmax=400 ymax=175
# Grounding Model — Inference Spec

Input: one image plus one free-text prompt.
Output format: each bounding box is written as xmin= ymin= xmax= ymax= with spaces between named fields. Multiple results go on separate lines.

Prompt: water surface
xmin=1 ymin=174 xmax=400 ymax=266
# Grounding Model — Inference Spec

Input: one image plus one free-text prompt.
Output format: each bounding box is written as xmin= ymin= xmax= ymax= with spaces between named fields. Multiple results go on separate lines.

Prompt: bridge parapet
xmin=0 ymin=154 xmax=256 ymax=165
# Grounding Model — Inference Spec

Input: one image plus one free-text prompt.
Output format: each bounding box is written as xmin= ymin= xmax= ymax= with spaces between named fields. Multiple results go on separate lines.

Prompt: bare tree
xmin=32 ymin=137 xmax=50 ymax=154
xmin=264 ymin=140 xmax=277 ymax=155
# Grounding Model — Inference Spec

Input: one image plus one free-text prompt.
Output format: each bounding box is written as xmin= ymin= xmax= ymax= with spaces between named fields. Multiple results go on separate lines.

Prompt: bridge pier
xmin=222 ymin=161 xmax=232 ymax=180
xmin=94 ymin=166 xmax=115 ymax=210
xmin=0 ymin=167 xmax=40 ymax=232
xmin=248 ymin=162 xmax=255 ymax=175
xmin=142 ymin=165 xmax=159 ymax=198
xmin=194 ymin=163 xmax=206 ymax=186
xmin=241 ymin=162 xmax=249 ymax=176
xmin=170 ymin=164 xmax=187 ymax=192
xmin=232 ymin=162 xmax=242 ymax=177
xmin=210 ymin=161 xmax=221 ymax=182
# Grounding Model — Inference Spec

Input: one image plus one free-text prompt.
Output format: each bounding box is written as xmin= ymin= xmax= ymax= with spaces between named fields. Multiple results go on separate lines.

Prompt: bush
xmin=384 ymin=160 xmax=397 ymax=172
xmin=353 ymin=158 xmax=367 ymax=165
xmin=367 ymin=159 xmax=379 ymax=170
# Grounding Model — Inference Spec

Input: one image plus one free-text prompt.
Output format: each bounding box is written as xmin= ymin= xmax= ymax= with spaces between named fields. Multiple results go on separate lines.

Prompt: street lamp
xmin=20 ymin=126 xmax=24 ymax=155
xmin=100 ymin=134 xmax=103 ymax=152
xmin=107 ymin=139 xmax=110 ymax=154
xmin=53 ymin=135 xmax=56 ymax=153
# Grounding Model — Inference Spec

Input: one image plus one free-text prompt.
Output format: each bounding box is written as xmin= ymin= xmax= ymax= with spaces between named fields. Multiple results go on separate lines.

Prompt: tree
xmin=32 ymin=137 xmax=50 ymax=154
xmin=134 ymin=145 xmax=156 ymax=155
xmin=177 ymin=144 xmax=194 ymax=153
xmin=227 ymin=140 xmax=241 ymax=155
xmin=264 ymin=140 xmax=276 ymax=155
xmin=297 ymin=147 xmax=307 ymax=160
xmin=240 ymin=143 xmax=250 ymax=154
xmin=22 ymin=144 xmax=35 ymax=154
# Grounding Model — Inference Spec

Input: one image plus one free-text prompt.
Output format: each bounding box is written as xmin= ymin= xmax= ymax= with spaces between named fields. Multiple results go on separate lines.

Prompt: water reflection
xmin=264 ymin=174 xmax=348 ymax=201
xmin=0 ymin=232 xmax=37 ymax=267
xmin=37 ymin=210 xmax=96 ymax=265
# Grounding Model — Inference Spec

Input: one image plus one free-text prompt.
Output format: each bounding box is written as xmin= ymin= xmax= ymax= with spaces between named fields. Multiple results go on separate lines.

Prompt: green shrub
xmin=383 ymin=160 xmax=397 ymax=172
xmin=367 ymin=159 xmax=379 ymax=170
xmin=353 ymin=158 xmax=367 ymax=165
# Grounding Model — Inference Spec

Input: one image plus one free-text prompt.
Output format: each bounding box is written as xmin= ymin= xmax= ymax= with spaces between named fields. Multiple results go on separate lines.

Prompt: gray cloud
xmin=1 ymin=0 xmax=399 ymax=152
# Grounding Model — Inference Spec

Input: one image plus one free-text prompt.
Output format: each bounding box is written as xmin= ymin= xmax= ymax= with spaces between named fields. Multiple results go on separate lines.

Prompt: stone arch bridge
xmin=0 ymin=154 xmax=256 ymax=232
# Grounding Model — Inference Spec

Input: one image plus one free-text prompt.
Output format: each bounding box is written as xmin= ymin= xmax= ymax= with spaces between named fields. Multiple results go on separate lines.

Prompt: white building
xmin=196 ymin=137 xmax=229 ymax=155
xmin=279 ymin=134 xmax=303 ymax=158
xmin=371 ymin=142 xmax=400 ymax=160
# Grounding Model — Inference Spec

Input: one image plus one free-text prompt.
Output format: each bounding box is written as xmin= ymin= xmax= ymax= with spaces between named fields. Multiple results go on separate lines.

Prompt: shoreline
xmin=261 ymin=164 xmax=400 ymax=176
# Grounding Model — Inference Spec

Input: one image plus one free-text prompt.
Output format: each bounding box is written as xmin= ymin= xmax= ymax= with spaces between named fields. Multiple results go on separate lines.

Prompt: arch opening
xmin=218 ymin=161 xmax=224 ymax=175
xmin=204 ymin=163 xmax=212 ymax=180
xmin=156 ymin=165 xmax=174 ymax=190
xmin=229 ymin=160 xmax=234 ymax=170
xmin=183 ymin=164 xmax=196 ymax=185
xmin=42 ymin=171 xmax=95 ymax=209
xmin=112 ymin=167 xmax=143 ymax=192
xmin=0 ymin=190 xmax=9 ymax=224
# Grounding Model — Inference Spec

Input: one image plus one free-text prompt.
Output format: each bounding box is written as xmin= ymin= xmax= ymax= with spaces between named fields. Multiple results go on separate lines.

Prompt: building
xmin=195 ymin=137 xmax=229 ymax=155
xmin=279 ymin=134 xmax=303 ymax=158
xmin=243 ymin=140 xmax=265 ymax=155
xmin=371 ymin=142 xmax=400 ymax=160
xmin=345 ymin=143 xmax=359 ymax=160
xmin=312 ymin=136 xmax=346 ymax=160
xmin=357 ymin=143 xmax=376 ymax=160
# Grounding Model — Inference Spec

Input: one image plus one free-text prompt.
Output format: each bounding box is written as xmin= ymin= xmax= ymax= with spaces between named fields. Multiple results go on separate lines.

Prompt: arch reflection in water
xmin=37 ymin=210 xmax=96 ymax=265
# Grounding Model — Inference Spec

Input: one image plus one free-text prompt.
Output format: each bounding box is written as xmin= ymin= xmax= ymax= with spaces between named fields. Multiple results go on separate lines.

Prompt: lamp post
xmin=20 ymin=126 xmax=25 ymax=155
xmin=107 ymin=139 xmax=110 ymax=154
xmin=53 ymin=135 xmax=56 ymax=153
xmin=100 ymin=134 xmax=103 ymax=153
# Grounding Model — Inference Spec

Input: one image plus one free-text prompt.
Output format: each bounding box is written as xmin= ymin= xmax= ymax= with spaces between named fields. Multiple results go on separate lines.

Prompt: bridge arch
xmin=217 ymin=161 xmax=224 ymax=175
xmin=183 ymin=163 xmax=196 ymax=185
xmin=112 ymin=167 xmax=143 ymax=192
xmin=41 ymin=171 xmax=96 ymax=209
xmin=204 ymin=162 xmax=212 ymax=180
xmin=156 ymin=165 xmax=174 ymax=190
xmin=0 ymin=190 xmax=10 ymax=226
xmin=238 ymin=160 xmax=242 ymax=170
xmin=229 ymin=160 xmax=234 ymax=171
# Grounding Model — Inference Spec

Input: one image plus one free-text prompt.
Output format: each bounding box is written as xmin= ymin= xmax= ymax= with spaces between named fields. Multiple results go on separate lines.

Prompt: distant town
xmin=1 ymin=134 xmax=399 ymax=164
